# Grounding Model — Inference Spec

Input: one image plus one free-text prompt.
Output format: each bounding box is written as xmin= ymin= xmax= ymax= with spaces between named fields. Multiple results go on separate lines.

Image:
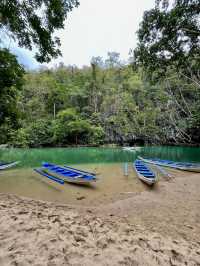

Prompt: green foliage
xmin=0 ymin=49 xmax=25 ymax=143
xmin=52 ymin=108 xmax=78 ymax=143
xmin=67 ymin=119 xmax=93 ymax=144
xmin=1 ymin=1 xmax=199 ymax=146
xmin=25 ymin=119 xmax=54 ymax=147
xmin=57 ymin=108 xmax=78 ymax=122
xmin=0 ymin=0 xmax=79 ymax=62
xmin=52 ymin=108 xmax=104 ymax=145
xmin=2 ymin=47 xmax=199 ymax=146
xmin=134 ymin=0 xmax=200 ymax=81
xmin=10 ymin=128 xmax=29 ymax=148
xmin=0 ymin=118 xmax=15 ymax=144
xmin=89 ymin=126 xmax=105 ymax=145
xmin=10 ymin=119 xmax=54 ymax=147
xmin=0 ymin=48 xmax=24 ymax=90
xmin=133 ymin=0 xmax=200 ymax=144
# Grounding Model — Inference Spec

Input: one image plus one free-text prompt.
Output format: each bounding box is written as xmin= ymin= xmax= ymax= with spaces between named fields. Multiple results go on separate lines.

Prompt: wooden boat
xmin=138 ymin=156 xmax=200 ymax=172
xmin=63 ymin=165 xmax=97 ymax=176
xmin=34 ymin=168 xmax=65 ymax=185
xmin=133 ymin=159 xmax=157 ymax=185
xmin=40 ymin=162 xmax=97 ymax=185
xmin=0 ymin=161 xmax=20 ymax=170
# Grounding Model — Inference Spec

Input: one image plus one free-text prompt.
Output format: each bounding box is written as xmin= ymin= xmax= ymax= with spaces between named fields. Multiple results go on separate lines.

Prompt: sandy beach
xmin=0 ymin=168 xmax=200 ymax=265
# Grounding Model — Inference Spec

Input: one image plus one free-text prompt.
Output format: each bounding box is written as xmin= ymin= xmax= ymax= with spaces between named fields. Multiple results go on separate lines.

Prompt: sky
xmin=12 ymin=0 xmax=155 ymax=68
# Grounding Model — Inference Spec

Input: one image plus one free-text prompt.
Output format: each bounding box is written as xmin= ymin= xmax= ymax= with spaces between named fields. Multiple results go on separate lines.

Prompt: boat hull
xmin=42 ymin=163 xmax=97 ymax=185
xmin=0 ymin=161 xmax=19 ymax=170
xmin=138 ymin=156 xmax=200 ymax=173
xmin=133 ymin=166 xmax=156 ymax=185
xmin=133 ymin=160 xmax=157 ymax=186
xmin=43 ymin=169 xmax=96 ymax=185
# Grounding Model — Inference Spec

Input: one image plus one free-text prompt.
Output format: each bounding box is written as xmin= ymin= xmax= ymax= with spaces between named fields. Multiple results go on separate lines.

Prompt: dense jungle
xmin=0 ymin=0 xmax=199 ymax=147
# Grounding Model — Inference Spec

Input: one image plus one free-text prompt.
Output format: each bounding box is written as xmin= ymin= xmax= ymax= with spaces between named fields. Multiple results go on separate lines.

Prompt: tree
xmin=91 ymin=56 xmax=104 ymax=68
xmin=134 ymin=0 xmax=200 ymax=81
xmin=52 ymin=108 xmax=104 ymax=145
xmin=0 ymin=0 xmax=79 ymax=62
xmin=0 ymin=49 xmax=24 ymax=125
xmin=105 ymin=52 xmax=121 ymax=68
xmin=10 ymin=119 xmax=54 ymax=147
xmin=0 ymin=48 xmax=24 ymax=143
xmin=133 ymin=0 xmax=200 ymax=144
xmin=0 ymin=48 xmax=24 ymax=92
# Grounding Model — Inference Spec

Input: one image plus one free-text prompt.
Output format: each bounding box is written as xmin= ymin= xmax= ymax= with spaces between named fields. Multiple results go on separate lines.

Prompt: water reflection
xmin=0 ymin=146 xmax=199 ymax=168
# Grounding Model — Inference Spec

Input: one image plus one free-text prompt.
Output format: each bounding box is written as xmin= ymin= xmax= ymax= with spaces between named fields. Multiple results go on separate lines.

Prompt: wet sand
xmin=0 ymin=167 xmax=200 ymax=265
xmin=0 ymin=164 xmax=147 ymax=206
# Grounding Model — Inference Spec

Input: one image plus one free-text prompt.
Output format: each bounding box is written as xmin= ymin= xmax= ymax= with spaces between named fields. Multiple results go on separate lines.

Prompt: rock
xmin=74 ymin=234 xmax=86 ymax=242
xmin=184 ymin=224 xmax=193 ymax=229
xmin=96 ymin=236 xmax=108 ymax=249
xmin=76 ymin=196 xmax=85 ymax=200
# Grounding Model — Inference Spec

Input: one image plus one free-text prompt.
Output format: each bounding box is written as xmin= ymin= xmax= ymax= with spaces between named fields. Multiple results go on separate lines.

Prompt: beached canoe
xmin=41 ymin=162 xmax=97 ymax=185
xmin=0 ymin=161 xmax=20 ymax=170
xmin=34 ymin=168 xmax=65 ymax=185
xmin=138 ymin=156 xmax=200 ymax=173
xmin=133 ymin=160 xmax=157 ymax=185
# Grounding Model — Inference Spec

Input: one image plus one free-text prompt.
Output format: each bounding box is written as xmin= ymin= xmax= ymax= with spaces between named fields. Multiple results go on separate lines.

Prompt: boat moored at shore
xmin=35 ymin=162 xmax=97 ymax=185
xmin=0 ymin=161 xmax=20 ymax=170
xmin=138 ymin=156 xmax=200 ymax=172
xmin=133 ymin=159 xmax=157 ymax=185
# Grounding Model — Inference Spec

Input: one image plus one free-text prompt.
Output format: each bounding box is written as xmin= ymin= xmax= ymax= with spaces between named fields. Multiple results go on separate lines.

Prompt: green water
xmin=0 ymin=146 xmax=199 ymax=205
xmin=0 ymin=146 xmax=200 ymax=168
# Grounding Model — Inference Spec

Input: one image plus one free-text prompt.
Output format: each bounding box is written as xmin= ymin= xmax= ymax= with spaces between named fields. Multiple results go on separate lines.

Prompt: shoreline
xmin=1 ymin=143 xmax=200 ymax=149
xmin=0 ymin=169 xmax=200 ymax=265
